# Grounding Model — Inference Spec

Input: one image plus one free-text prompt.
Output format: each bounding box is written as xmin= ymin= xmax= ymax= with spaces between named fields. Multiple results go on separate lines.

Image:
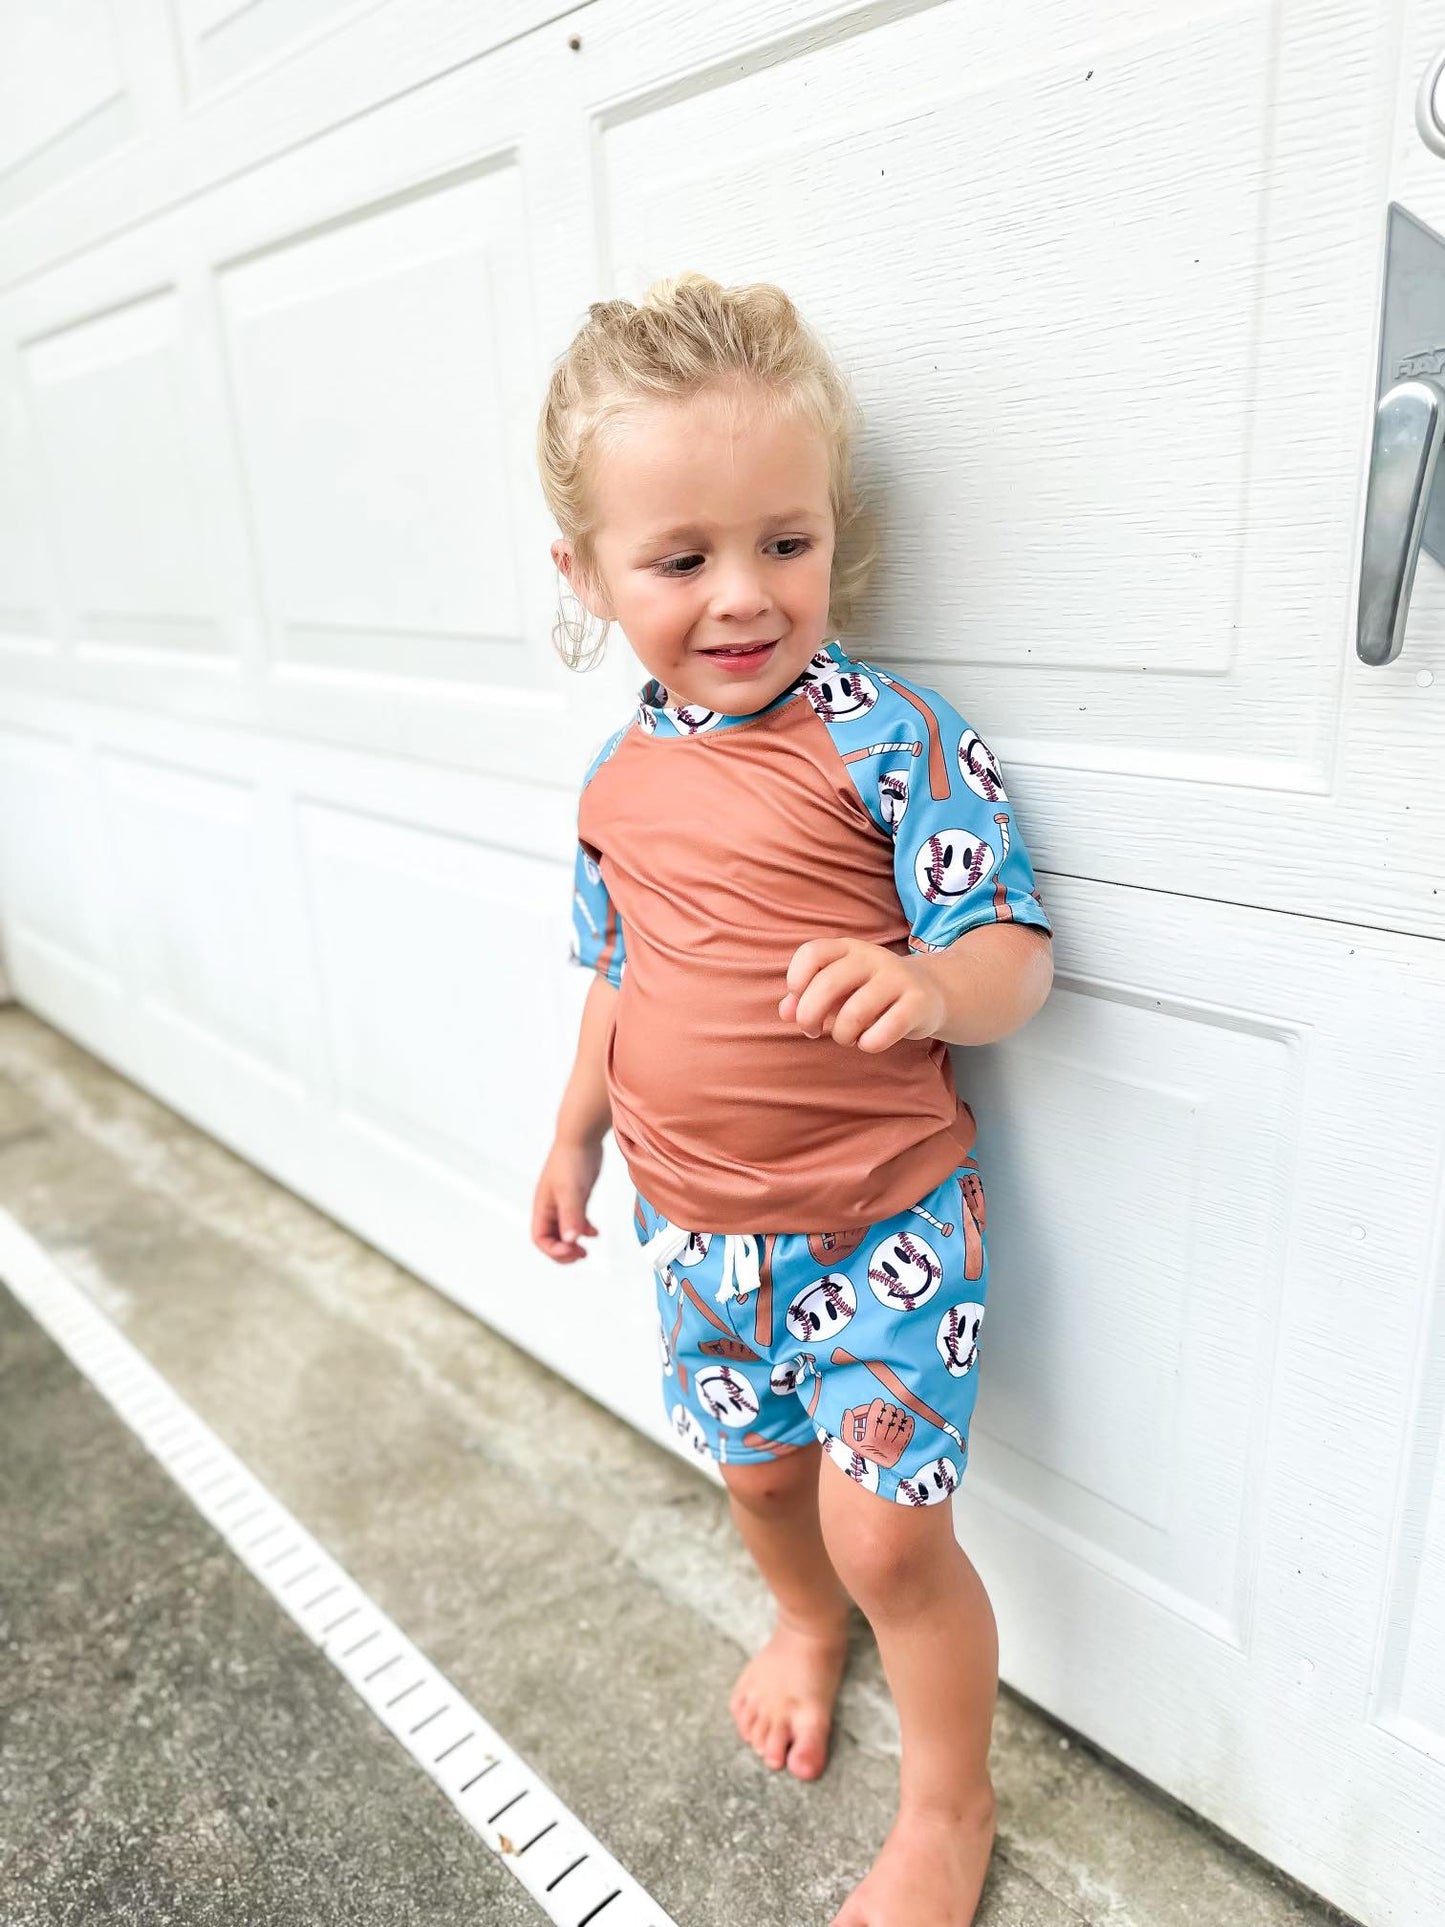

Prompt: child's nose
xmin=709 ymin=561 xmax=771 ymax=620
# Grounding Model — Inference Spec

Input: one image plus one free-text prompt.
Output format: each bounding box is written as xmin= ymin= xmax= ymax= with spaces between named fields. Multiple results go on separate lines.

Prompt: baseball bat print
xmin=840 ymin=740 xmax=924 ymax=764
xmin=754 ymin=1235 xmax=777 ymax=1349
xmin=669 ymin=1297 xmax=688 ymax=1391
xmin=573 ymin=890 xmax=600 ymax=938
xmin=699 ymin=1336 xmax=764 ymax=1362
xmin=829 ymin=1347 xmax=967 ymax=1450
xmin=869 ymin=672 xmax=951 ymax=800
xmin=680 ymin=1276 xmax=747 ymax=1341
xmin=991 ymin=812 xmax=1015 ymax=923
xmin=910 ymin=1202 xmax=954 ymax=1237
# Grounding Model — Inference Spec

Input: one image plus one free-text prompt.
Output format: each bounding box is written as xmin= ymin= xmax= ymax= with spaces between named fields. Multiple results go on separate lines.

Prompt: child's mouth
xmin=701 ymin=642 xmax=777 ymax=674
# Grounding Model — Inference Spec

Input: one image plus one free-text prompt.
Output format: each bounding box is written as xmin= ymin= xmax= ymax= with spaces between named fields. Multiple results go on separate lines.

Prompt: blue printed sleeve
xmin=569 ymin=837 xmax=626 ymax=987
xmin=886 ymin=682 xmax=1051 ymax=951
xmin=567 ymin=722 xmax=629 ymax=987
xmin=819 ymin=655 xmax=1052 ymax=953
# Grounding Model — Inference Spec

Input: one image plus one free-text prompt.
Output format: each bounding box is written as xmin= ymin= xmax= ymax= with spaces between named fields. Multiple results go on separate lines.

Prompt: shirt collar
xmin=637 ymin=640 xmax=846 ymax=739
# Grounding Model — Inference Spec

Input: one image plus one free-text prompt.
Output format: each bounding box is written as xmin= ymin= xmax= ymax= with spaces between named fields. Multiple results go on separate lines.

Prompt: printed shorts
xmin=631 ymin=1154 xmax=988 ymax=1506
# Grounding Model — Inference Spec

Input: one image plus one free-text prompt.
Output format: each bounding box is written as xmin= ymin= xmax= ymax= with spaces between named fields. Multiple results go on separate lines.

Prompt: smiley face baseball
xmin=671 ymin=1405 xmax=710 ymax=1458
xmin=819 ymin=1429 xmax=881 ymax=1492
xmin=895 ymin=1455 xmax=963 ymax=1506
xmin=957 ymin=730 xmax=1008 ymax=802
xmin=936 ymin=1301 xmax=985 ymax=1376
xmin=879 ymin=766 xmax=911 ymax=832
xmin=802 ymin=666 xmax=880 ymax=724
xmin=785 ymin=1273 xmax=857 ymax=1343
xmin=694 ymin=1365 xmax=761 ymax=1428
xmin=914 ymin=829 xmax=995 ymax=906
xmin=867 ymin=1230 xmax=944 ymax=1312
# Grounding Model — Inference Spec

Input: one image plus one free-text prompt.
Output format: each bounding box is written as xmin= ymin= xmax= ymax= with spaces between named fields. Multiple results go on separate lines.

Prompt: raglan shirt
xmin=568 ymin=639 xmax=1052 ymax=1234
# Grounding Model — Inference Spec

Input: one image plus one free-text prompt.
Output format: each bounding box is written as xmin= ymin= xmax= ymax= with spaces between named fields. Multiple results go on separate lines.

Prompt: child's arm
xmin=780 ymin=924 xmax=1052 ymax=1053
xmin=533 ymin=972 xmax=618 ymax=1264
xmin=908 ymin=922 xmax=1054 ymax=1046
xmin=556 ymin=971 xmax=619 ymax=1146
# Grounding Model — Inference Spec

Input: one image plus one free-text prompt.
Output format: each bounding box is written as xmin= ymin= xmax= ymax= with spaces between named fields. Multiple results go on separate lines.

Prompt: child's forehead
xmin=590 ymin=389 xmax=833 ymax=529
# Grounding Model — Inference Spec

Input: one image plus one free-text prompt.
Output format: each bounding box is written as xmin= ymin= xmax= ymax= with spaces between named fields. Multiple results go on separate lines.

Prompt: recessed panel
xmin=0 ymin=0 xmax=131 ymax=213
xmin=297 ymin=798 xmax=561 ymax=1191
xmin=1389 ymin=1443 xmax=1445 ymax=1759
xmin=959 ymin=982 xmax=1295 ymax=1638
xmin=22 ymin=294 xmax=224 ymax=653
xmin=174 ymin=0 xmax=365 ymax=97
xmin=0 ymin=725 xmax=115 ymax=972
xmin=0 ymin=367 xmax=55 ymax=644
xmin=220 ymin=164 xmax=533 ymax=689
xmin=101 ymin=750 xmax=286 ymax=1065
xmin=1375 ymin=1216 xmax=1445 ymax=1760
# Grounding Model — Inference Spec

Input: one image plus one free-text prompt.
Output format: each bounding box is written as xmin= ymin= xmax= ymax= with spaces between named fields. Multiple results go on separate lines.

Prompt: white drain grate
xmin=0 ymin=1208 xmax=678 ymax=1927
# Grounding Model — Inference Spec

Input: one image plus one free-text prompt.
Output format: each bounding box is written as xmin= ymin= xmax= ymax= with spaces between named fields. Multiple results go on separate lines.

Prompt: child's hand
xmin=531 ymin=1135 xmax=605 ymax=1263
xmin=779 ymin=938 xmax=946 ymax=1052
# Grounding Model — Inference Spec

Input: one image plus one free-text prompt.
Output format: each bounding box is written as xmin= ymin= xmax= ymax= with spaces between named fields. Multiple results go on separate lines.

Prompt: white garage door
xmin=0 ymin=4 xmax=1442 ymax=1921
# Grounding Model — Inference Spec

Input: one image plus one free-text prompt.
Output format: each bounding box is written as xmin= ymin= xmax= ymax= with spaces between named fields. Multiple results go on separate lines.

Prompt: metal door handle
xmin=1357 ymin=377 xmax=1445 ymax=666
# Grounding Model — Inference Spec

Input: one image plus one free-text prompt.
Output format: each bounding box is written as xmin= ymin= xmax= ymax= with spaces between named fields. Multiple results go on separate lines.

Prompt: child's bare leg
xmin=818 ymin=1458 xmax=998 ymax=1927
xmin=720 ymin=1443 xmax=854 ymax=1780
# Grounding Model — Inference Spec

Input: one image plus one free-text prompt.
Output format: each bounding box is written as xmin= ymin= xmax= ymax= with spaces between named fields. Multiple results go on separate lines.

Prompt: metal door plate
xmin=1376 ymin=201 xmax=1445 ymax=569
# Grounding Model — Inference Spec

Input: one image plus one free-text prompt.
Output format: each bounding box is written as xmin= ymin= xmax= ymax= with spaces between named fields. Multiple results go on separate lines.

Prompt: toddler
xmin=531 ymin=274 xmax=1054 ymax=1927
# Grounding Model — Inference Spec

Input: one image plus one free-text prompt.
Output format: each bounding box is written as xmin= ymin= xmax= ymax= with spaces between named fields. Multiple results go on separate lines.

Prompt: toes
xmin=786 ymin=1711 xmax=832 ymax=1780
xmin=762 ymin=1718 xmax=790 ymax=1771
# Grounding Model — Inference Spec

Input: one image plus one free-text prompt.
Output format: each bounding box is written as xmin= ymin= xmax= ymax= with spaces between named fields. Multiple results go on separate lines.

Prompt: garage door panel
xmin=22 ymin=290 xmax=227 ymax=656
xmin=964 ymin=978 xmax=1294 ymax=1641
xmin=220 ymin=160 xmax=532 ymax=686
xmin=0 ymin=0 xmax=133 ymax=217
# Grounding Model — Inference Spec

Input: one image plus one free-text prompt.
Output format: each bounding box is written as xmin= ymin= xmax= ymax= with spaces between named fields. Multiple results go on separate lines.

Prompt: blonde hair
xmin=537 ymin=272 xmax=876 ymax=669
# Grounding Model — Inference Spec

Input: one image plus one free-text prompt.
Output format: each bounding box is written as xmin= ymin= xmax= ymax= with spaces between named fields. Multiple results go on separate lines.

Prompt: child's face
xmin=555 ymin=384 xmax=836 ymax=714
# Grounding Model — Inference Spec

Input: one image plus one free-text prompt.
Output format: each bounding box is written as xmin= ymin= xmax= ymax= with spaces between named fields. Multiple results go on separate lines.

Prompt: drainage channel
xmin=0 ymin=1206 xmax=678 ymax=1927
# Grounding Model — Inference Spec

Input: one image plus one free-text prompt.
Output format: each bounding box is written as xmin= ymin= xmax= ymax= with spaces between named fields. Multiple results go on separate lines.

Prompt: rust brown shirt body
xmin=569 ymin=641 xmax=1051 ymax=1234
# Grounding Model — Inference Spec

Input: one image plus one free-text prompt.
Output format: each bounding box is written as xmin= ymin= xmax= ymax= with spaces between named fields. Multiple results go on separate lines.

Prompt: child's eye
xmin=651 ymin=537 xmax=811 ymax=578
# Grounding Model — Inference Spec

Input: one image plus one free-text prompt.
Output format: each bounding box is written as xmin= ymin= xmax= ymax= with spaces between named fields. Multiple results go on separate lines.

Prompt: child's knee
xmin=825 ymin=1502 xmax=953 ymax=1615
xmin=722 ymin=1448 xmax=816 ymax=1516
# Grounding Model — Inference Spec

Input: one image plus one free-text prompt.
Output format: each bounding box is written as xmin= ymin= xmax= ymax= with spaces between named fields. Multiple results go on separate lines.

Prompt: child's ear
xmin=551 ymin=538 xmax=615 ymax=622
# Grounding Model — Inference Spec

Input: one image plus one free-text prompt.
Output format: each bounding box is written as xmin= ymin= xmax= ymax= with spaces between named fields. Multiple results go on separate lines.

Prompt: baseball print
xmin=636 ymin=1155 xmax=989 ymax=1503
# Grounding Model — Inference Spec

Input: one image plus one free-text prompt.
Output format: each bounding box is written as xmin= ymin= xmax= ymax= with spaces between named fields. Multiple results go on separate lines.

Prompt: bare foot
xmin=729 ymin=1611 xmax=850 ymax=1780
xmin=829 ymin=1793 xmax=998 ymax=1926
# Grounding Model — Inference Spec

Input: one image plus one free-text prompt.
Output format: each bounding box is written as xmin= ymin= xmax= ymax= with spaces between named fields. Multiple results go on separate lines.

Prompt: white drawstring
xmin=640 ymin=1219 xmax=691 ymax=1272
xmin=639 ymin=1218 xmax=762 ymax=1306
xmin=716 ymin=1233 xmax=762 ymax=1305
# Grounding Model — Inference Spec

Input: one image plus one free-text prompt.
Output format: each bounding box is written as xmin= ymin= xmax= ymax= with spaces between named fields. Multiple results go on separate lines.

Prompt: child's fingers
xmin=532 ymin=1186 xmax=594 ymax=1263
xmin=784 ymin=935 xmax=852 ymax=994
xmin=830 ymin=979 xmax=899 ymax=1049
xmin=791 ymin=952 xmax=875 ymax=1037
xmin=556 ymin=1189 xmax=597 ymax=1239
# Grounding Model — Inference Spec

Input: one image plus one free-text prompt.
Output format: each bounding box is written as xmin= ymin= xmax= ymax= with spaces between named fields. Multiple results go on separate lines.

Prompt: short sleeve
xmin=569 ymin=837 xmax=626 ymax=987
xmin=888 ymin=688 xmax=1052 ymax=953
